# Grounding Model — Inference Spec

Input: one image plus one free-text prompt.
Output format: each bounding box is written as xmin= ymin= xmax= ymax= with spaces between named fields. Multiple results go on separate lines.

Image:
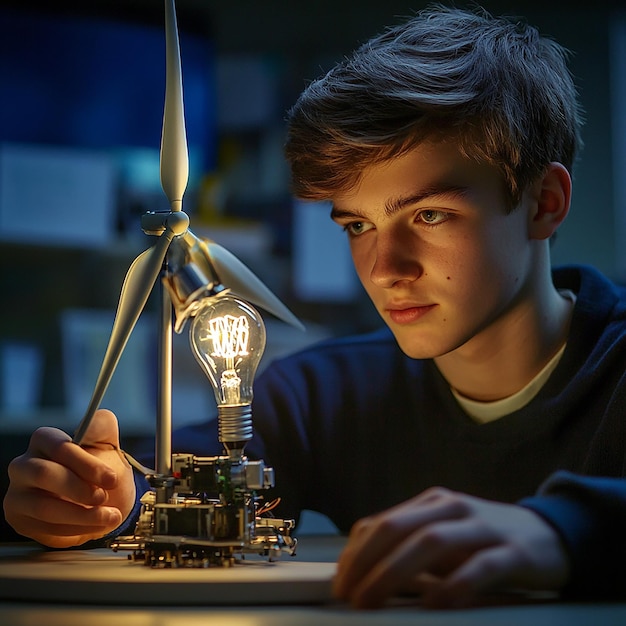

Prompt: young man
xmin=4 ymin=4 xmax=626 ymax=610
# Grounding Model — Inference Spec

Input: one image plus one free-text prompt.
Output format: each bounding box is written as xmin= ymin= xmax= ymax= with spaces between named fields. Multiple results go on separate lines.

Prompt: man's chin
xmin=392 ymin=335 xmax=446 ymax=360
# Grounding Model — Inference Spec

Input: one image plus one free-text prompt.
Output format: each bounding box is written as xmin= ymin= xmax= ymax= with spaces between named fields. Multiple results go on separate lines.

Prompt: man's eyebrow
xmin=330 ymin=184 xmax=469 ymax=221
xmin=330 ymin=205 xmax=357 ymax=220
xmin=384 ymin=185 xmax=469 ymax=217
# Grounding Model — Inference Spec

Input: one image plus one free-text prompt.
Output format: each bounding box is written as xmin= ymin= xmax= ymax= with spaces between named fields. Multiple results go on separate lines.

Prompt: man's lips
xmin=387 ymin=304 xmax=437 ymax=324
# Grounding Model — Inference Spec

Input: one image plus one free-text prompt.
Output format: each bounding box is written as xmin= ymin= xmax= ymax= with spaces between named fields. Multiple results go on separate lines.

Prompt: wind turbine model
xmin=73 ymin=0 xmax=302 ymax=567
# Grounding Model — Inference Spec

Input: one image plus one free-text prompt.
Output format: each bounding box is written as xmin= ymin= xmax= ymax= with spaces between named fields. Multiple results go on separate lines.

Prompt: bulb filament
xmin=208 ymin=315 xmax=250 ymax=358
xmin=199 ymin=314 xmax=252 ymax=405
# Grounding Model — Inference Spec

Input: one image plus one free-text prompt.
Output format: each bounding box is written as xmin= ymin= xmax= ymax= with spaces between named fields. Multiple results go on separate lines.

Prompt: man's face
xmin=330 ymin=141 xmax=539 ymax=359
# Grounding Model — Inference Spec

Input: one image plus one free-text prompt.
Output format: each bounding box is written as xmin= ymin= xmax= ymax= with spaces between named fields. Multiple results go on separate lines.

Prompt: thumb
xmin=77 ymin=409 xmax=122 ymax=449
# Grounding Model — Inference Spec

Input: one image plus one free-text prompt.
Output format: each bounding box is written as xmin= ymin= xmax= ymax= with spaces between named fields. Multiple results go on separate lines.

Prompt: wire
xmin=256 ymin=497 xmax=281 ymax=516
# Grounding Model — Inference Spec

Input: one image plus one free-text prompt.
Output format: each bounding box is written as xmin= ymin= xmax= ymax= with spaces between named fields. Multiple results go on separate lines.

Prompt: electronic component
xmin=111 ymin=454 xmax=296 ymax=567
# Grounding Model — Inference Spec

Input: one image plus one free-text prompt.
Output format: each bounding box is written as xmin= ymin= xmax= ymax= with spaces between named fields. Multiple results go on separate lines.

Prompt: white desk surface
xmin=1 ymin=536 xmax=625 ymax=626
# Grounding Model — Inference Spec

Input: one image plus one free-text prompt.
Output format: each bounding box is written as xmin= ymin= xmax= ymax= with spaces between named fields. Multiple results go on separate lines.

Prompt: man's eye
xmin=417 ymin=210 xmax=449 ymax=225
xmin=344 ymin=221 xmax=373 ymax=236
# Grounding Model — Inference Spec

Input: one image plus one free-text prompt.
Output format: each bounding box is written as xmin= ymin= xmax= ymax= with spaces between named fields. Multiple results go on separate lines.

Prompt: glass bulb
xmin=189 ymin=294 xmax=266 ymax=458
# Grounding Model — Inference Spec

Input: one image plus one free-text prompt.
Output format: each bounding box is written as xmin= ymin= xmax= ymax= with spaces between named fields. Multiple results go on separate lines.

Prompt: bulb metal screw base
xmin=218 ymin=404 xmax=253 ymax=459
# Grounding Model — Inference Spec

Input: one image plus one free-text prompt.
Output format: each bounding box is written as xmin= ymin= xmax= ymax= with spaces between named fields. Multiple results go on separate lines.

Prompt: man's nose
xmin=369 ymin=231 xmax=422 ymax=288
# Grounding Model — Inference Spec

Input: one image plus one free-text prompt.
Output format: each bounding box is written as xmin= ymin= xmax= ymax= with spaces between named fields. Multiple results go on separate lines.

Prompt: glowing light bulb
xmin=189 ymin=294 xmax=266 ymax=458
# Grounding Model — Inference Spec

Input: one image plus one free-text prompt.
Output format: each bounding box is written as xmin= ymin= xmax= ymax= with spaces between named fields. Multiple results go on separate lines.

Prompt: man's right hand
xmin=3 ymin=409 xmax=136 ymax=548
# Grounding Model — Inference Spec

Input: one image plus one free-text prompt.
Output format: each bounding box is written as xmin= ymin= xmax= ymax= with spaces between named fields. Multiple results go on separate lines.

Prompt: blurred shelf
xmin=0 ymin=409 xmax=154 ymax=436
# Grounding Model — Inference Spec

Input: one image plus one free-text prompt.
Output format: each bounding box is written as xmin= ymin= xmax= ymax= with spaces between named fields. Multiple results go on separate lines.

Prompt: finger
xmin=9 ymin=513 xmax=122 ymax=549
xmin=77 ymin=409 xmax=122 ymax=448
xmin=28 ymin=426 xmax=119 ymax=490
xmin=422 ymin=544 xmax=520 ymax=609
xmin=4 ymin=489 xmax=123 ymax=548
xmin=8 ymin=456 xmax=111 ymax=508
xmin=345 ymin=517 xmax=497 ymax=609
xmin=10 ymin=490 xmax=122 ymax=533
xmin=404 ymin=571 xmax=445 ymax=597
xmin=336 ymin=489 xmax=456 ymax=578
xmin=334 ymin=488 xmax=468 ymax=601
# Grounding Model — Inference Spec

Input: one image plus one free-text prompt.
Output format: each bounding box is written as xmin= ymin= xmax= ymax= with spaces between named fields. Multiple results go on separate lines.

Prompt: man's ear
xmin=528 ymin=162 xmax=571 ymax=240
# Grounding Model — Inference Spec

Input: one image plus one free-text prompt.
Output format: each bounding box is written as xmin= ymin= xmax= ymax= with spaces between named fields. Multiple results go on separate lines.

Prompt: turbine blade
xmin=160 ymin=0 xmax=188 ymax=212
xmin=73 ymin=231 xmax=175 ymax=444
xmin=207 ymin=241 xmax=305 ymax=332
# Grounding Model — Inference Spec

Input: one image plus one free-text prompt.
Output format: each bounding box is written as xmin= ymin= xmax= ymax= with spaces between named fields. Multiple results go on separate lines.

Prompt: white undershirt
xmin=451 ymin=290 xmax=576 ymax=424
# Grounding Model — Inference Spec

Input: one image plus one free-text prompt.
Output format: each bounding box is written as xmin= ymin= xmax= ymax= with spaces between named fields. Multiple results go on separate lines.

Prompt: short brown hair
xmin=285 ymin=4 xmax=584 ymax=209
